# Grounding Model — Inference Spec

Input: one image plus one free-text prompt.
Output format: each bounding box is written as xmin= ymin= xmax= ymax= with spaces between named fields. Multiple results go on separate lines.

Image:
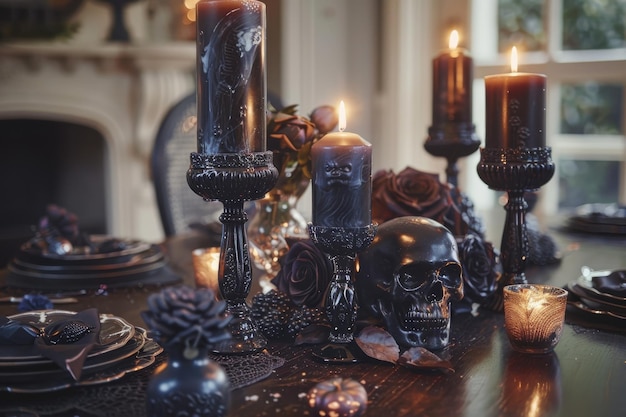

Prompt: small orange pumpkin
xmin=307 ymin=377 xmax=368 ymax=417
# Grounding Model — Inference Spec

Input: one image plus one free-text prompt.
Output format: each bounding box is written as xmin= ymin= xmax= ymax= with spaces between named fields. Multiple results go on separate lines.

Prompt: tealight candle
xmin=503 ymin=284 xmax=568 ymax=354
xmin=311 ymin=101 xmax=372 ymax=228
xmin=485 ymin=47 xmax=546 ymax=149
xmin=192 ymin=247 xmax=221 ymax=298
xmin=196 ymin=0 xmax=266 ymax=154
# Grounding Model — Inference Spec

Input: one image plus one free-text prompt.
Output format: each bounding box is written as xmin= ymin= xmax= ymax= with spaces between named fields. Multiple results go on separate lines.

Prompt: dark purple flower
xmin=18 ymin=294 xmax=53 ymax=312
xmin=458 ymin=233 xmax=501 ymax=304
xmin=371 ymin=167 xmax=485 ymax=237
xmin=372 ymin=167 xmax=453 ymax=226
xmin=267 ymin=110 xmax=316 ymax=152
xmin=271 ymin=240 xmax=333 ymax=308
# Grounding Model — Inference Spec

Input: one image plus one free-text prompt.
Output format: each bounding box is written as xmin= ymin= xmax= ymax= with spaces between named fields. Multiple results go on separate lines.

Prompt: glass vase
xmin=248 ymin=177 xmax=310 ymax=279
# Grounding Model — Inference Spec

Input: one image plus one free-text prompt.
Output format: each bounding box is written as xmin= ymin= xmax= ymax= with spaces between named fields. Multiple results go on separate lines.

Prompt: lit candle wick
xmin=449 ymin=30 xmax=459 ymax=50
xmin=511 ymin=46 xmax=518 ymax=73
xmin=338 ymin=100 xmax=347 ymax=132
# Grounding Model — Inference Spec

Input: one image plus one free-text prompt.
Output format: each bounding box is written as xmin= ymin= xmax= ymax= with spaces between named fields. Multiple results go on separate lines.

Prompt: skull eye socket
xmin=439 ymin=262 xmax=463 ymax=288
xmin=396 ymin=262 xmax=462 ymax=292
xmin=395 ymin=264 xmax=432 ymax=291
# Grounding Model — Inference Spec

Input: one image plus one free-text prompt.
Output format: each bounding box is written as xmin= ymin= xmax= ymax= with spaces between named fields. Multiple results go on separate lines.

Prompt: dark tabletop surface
xmin=1 ymin=226 xmax=625 ymax=417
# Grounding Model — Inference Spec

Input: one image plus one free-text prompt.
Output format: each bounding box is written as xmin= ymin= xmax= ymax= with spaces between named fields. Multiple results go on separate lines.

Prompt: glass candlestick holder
xmin=477 ymin=147 xmax=554 ymax=309
xmin=308 ymin=224 xmax=377 ymax=344
xmin=187 ymin=152 xmax=278 ymax=353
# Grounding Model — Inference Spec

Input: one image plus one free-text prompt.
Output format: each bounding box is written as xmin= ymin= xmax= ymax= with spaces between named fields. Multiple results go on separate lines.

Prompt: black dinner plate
xmin=0 ymin=310 xmax=134 ymax=365
xmin=567 ymin=283 xmax=626 ymax=316
xmin=0 ymin=327 xmax=146 ymax=383
xmin=0 ymin=328 xmax=163 ymax=394
xmin=18 ymin=236 xmax=152 ymax=266
xmin=12 ymin=245 xmax=164 ymax=273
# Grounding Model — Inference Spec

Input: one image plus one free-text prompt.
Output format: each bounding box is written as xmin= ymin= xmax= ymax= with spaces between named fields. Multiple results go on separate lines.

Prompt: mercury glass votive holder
xmin=503 ymin=284 xmax=568 ymax=354
xmin=192 ymin=247 xmax=221 ymax=298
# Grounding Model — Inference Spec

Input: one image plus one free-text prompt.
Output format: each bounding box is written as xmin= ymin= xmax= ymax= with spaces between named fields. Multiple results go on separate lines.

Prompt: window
xmin=470 ymin=0 xmax=626 ymax=215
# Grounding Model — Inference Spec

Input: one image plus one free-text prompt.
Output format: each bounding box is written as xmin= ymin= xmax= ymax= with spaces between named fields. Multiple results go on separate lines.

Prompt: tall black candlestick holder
xmin=477 ymin=147 xmax=554 ymax=307
xmin=425 ymin=123 xmax=481 ymax=187
xmin=187 ymin=152 xmax=278 ymax=353
xmin=308 ymin=224 xmax=377 ymax=344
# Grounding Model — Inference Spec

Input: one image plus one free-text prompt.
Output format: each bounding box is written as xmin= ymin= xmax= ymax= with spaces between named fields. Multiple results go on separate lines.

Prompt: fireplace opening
xmin=0 ymin=119 xmax=107 ymax=266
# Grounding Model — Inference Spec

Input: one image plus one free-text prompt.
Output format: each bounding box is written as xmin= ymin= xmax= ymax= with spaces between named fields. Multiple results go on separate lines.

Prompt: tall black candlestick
xmin=191 ymin=0 xmax=277 ymax=353
xmin=425 ymin=30 xmax=480 ymax=186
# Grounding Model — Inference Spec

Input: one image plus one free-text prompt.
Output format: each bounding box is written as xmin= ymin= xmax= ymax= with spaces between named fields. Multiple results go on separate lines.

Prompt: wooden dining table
xmin=0 ymin=224 xmax=625 ymax=417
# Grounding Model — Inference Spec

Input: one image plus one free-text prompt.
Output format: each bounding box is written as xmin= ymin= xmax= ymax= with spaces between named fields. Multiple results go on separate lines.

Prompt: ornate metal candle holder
xmin=477 ymin=147 xmax=554 ymax=304
xmin=425 ymin=123 xmax=481 ymax=187
xmin=308 ymin=224 xmax=377 ymax=344
xmin=187 ymin=152 xmax=278 ymax=353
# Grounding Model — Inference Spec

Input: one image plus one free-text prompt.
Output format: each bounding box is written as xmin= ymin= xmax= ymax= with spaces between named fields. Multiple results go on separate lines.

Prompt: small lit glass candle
xmin=192 ymin=247 xmax=221 ymax=298
xmin=503 ymin=284 xmax=568 ymax=354
xmin=431 ymin=30 xmax=474 ymax=125
xmin=196 ymin=0 xmax=266 ymax=154
xmin=311 ymin=101 xmax=372 ymax=228
xmin=485 ymin=47 xmax=546 ymax=149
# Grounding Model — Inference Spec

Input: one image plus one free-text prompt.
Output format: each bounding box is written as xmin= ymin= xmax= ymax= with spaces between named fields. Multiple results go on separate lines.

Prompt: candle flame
xmin=338 ymin=100 xmax=346 ymax=132
xmin=449 ymin=30 xmax=459 ymax=49
xmin=511 ymin=46 xmax=518 ymax=73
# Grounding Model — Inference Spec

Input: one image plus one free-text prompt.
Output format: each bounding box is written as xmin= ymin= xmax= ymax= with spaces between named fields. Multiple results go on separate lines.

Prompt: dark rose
xmin=372 ymin=167 xmax=453 ymax=226
xmin=271 ymin=239 xmax=333 ymax=308
xmin=458 ymin=233 xmax=501 ymax=304
xmin=309 ymin=105 xmax=338 ymax=135
xmin=267 ymin=110 xmax=315 ymax=152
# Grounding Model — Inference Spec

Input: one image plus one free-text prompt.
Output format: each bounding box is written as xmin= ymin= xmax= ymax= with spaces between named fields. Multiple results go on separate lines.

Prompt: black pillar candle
xmin=485 ymin=48 xmax=546 ymax=149
xmin=431 ymin=30 xmax=474 ymax=126
xmin=196 ymin=0 xmax=266 ymax=154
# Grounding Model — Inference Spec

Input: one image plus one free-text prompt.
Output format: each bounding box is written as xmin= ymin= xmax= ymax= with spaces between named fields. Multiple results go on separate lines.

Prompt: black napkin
xmin=33 ymin=308 xmax=101 ymax=381
xmin=0 ymin=316 xmax=40 ymax=345
xmin=592 ymin=271 xmax=626 ymax=298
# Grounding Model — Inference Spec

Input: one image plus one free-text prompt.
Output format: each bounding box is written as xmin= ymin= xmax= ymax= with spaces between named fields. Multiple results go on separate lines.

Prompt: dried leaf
xmin=294 ymin=324 xmax=331 ymax=345
xmin=398 ymin=347 xmax=454 ymax=374
xmin=355 ymin=326 xmax=400 ymax=364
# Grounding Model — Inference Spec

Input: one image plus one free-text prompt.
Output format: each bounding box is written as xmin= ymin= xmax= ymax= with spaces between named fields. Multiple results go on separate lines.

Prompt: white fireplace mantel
xmin=0 ymin=41 xmax=196 ymax=243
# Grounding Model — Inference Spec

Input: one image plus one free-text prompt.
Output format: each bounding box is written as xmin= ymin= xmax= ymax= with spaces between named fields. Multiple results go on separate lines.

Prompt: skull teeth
xmin=399 ymin=305 xmax=447 ymax=331
xmin=400 ymin=316 xmax=447 ymax=331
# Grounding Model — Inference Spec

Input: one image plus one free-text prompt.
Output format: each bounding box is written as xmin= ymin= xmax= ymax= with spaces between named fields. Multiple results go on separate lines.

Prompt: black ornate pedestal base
xmin=187 ymin=152 xmax=278 ymax=353
xmin=308 ymin=224 xmax=377 ymax=344
xmin=425 ymin=122 xmax=481 ymax=187
xmin=477 ymin=147 xmax=554 ymax=305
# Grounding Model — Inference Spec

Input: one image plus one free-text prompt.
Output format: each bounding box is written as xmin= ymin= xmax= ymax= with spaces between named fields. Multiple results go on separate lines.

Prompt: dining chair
xmin=150 ymin=92 xmax=222 ymax=237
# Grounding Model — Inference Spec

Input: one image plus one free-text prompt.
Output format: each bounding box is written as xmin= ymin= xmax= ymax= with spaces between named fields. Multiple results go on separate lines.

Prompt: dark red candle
xmin=311 ymin=102 xmax=372 ymax=228
xmin=431 ymin=30 xmax=473 ymax=126
xmin=485 ymin=47 xmax=546 ymax=149
xmin=196 ymin=0 xmax=266 ymax=154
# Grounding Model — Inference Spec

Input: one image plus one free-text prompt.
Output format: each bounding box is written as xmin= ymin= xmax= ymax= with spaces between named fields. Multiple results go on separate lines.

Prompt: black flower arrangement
xmin=142 ymin=285 xmax=232 ymax=359
xmin=250 ymin=239 xmax=332 ymax=341
xmin=250 ymin=167 xmax=503 ymax=335
xmin=30 ymin=204 xmax=128 ymax=256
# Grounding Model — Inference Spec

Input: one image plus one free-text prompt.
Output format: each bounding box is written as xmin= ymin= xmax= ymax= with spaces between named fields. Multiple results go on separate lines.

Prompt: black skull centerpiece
xmin=356 ymin=216 xmax=464 ymax=350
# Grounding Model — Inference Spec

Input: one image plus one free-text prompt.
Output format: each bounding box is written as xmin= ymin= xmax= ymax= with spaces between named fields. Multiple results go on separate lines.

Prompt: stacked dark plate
xmin=0 ymin=309 xmax=162 ymax=393
xmin=6 ymin=236 xmax=180 ymax=290
xmin=567 ymin=269 xmax=626 ymax=322
xmin=566 ymin=203 xmax=626 ymax=235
